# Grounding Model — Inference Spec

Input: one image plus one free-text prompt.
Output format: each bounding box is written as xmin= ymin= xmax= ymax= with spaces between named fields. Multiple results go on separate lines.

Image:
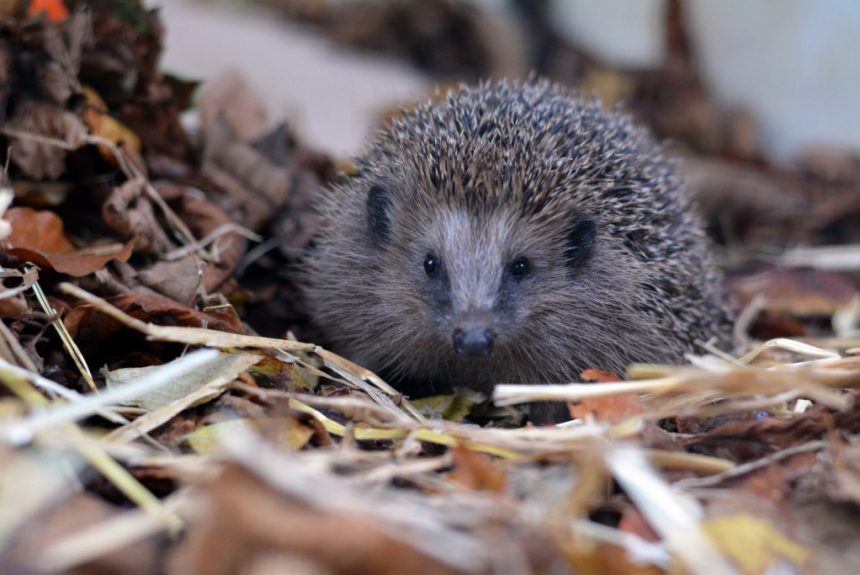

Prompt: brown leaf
xmin=162 ymin=184 xmax=248 ymax=293
xmin=65 ymin=291 xmax=245 ymax=340
xmin=684 ymin=392 xmax=860 ymax=461
xmin=6 ymin=100 xmax=87 ymax=180
xmin=102 ymin=179 xmax=175 ymax=256
xmin=62 ymin=291 xmax=246 ymax=368
xmin=136 ymin=257 xmax=201 ymax=305
xmin=4 ymin=207 xmax=135 ymax=277
xmin=729 ymin=268 xmax=857 ymax=316
xmin=739 ymin=451 xmax=818 ymax=498
xmin=0 ymin=291 xmax=29 ymax=319
xmin=103 ymin=180 xmax=247 ymax=299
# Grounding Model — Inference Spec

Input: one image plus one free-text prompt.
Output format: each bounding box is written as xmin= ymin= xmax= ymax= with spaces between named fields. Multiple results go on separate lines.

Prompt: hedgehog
xmin=303 ymin=80 xmax=732 ymax=421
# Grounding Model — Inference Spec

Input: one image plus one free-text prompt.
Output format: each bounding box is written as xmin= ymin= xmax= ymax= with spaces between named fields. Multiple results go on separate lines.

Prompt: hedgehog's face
xmin=367 ymin=184 xmax=599 ymax=374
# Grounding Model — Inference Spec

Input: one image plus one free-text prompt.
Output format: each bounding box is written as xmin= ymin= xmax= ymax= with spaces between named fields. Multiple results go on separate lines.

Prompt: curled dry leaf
xmin=3 ymin=207 xmax=135 ymax=277
xmin=104 ymin=180 xmax=247 ymax=300
xmin=102 ymin=178 xmax=175 ymax=256
xmin=5 ymin=100 xmax=87 ymax=180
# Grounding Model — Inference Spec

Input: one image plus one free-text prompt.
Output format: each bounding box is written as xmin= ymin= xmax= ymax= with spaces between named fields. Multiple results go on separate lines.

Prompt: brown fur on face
xmin=302 ymin=80 xmax=732 ymax=410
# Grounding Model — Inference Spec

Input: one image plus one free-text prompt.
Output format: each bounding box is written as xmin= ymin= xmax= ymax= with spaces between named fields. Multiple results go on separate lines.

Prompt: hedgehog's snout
xmin=452 ymin=322 xmax=495 ymax=358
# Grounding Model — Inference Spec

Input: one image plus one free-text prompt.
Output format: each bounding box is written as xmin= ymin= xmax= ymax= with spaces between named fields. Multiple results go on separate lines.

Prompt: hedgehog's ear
xmin=564 ymin=217 xmax=596 ymax=269
xmin=367 ymin=184 xmax=393 ymax=244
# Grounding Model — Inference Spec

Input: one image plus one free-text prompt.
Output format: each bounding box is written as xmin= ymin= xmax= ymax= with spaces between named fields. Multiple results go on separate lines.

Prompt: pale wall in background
xmin=157 ymin=0 xmax=427 ymax=156
xmin=158 ymin=0 xmax=860 ymax=162
xmin=551 ymin=0 xmax=860 ymax=162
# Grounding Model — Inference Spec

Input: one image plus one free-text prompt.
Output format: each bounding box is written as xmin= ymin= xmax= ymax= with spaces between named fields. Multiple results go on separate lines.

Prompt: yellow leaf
xmin=704 ymin=514 xmax=810 ymax=574
xmin=185 ymin=418 xmax=314 ymax=454
xmin=81 ymin=86 xmax=143 ymax=169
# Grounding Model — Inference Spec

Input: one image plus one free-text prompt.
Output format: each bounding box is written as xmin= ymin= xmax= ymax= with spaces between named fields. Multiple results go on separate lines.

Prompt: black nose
xmin=452 ymin=326 xmax=495 ymax=358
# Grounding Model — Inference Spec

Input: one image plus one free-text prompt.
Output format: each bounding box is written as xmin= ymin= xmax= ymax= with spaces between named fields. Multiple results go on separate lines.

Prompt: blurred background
xmin=158 ymin=0 xmax=860 ymax=162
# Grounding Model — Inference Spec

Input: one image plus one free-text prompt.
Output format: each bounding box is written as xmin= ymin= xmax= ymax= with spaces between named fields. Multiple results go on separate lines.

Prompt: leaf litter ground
xmin=1 ymin=1 xmax=860 ymax=574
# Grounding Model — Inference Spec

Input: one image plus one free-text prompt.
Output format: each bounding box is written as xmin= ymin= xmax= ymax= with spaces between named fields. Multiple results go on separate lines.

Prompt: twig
xmin=674 ymin=440 xmax=826 ymax=490
xmin=31 ymin=280 xmax=97 ymax=393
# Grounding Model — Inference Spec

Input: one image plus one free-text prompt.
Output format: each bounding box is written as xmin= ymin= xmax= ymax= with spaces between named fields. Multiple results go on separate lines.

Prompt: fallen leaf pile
xmin=1 ymin=1 xmax=860 ymax=574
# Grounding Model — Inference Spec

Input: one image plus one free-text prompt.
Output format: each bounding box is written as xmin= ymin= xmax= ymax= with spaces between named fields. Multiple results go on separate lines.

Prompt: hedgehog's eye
xmin=508 ymin=257 xmax=530 ymax=279
xmin=424 ymin=253 xmax=440 ymax=277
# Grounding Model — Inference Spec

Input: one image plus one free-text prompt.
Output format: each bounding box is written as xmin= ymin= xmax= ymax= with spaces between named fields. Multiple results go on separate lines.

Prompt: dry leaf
xmin=568 ymin=369 xmax=643 ymax=423
xmin=3 ymin=207 xmax=136 ymax=277
xmin=64 ymin=291 xmax=245 ymax=344
xmin=158 ymin=183 xmax=248 ymax=293
xmin=28 ymin=0 xmax=69 ymax=23
xmin=185 ymin=418 xmax=315 ymax=454
xmin=6 ymin=100 xmax=87 ymax=180
xmin=136 ymin=257 xmax=201 ymax=305
xmin=81 ymin=86 xmax=145 ymax=174
xmin=730 ymin=268 xmax=857 ymax=316
xmin=105 ymin=351 xmax=261 ymax=412
xmin=704 ymin=514 xmax=810 ymax=574
xmin=448 ymin=446 xmax=507 ymax=493
xmin=102 ymin=179 xmax=175 ymax=255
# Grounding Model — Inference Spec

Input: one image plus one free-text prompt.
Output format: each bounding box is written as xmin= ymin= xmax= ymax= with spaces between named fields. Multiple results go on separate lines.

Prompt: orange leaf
xmin=28 ymin=0 xmax=68 ymax=23
xmin=580 ymin=369 xmax=622 ymax=383
xmin=4 ymin=207 xmax=135 ymax=277
xmin=448 ymin=446 xmax=507 ymax=493
xmin=81 ymin=86 xmax=144 ymax=173
xmin=568 ymin=368 xmax=643 ymax=422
